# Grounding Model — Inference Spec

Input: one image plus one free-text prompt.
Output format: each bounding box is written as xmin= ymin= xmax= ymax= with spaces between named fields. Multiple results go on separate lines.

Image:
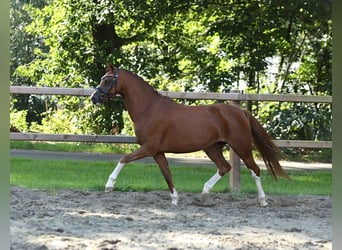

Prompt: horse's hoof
xmin=171 ymin=200 xmax=178 ymax=206
xmin=259 ymin=198 xmax=268 ymax=207
xmin=105 ymin=187 xmax=113 ymax=192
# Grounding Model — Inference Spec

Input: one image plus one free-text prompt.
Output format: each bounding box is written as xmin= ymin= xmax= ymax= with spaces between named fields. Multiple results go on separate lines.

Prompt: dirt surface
xmin=10 ymin=186 xmax=331 ymax=250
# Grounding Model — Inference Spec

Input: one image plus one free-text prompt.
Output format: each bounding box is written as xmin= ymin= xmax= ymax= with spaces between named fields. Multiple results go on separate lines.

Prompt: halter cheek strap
xmin=113 ymin=67 xmax=119 ymax=94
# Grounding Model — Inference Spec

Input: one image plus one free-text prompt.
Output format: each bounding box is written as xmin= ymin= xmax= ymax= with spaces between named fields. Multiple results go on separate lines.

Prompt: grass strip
xmin=10 ymin=158 xmax=331 ymax=195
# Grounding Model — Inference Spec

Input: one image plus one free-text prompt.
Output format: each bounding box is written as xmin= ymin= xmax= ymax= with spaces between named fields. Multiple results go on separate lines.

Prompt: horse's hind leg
xmin=229 ymin=142 xmax=268 ymax=207
xmin=202 ymin=143 xmax=231 ymax=194
xmin=154 ymin=153 xmax=178 ymax=205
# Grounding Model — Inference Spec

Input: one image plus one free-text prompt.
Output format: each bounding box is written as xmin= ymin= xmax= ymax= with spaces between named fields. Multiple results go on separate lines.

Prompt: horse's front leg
xmin=154 ymin=153 xmax=178 ymax=205
xmin=105 ymin=146 xmax=152 ymax=192
xmin=105 ymin=161 xmax=125 ymax=192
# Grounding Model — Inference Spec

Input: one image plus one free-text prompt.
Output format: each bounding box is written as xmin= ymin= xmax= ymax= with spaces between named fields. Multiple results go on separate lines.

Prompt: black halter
xmin=96 ymin=68 xmax=120 ymax=99
xmin=90 ymin=68 xmax=120 ymax=104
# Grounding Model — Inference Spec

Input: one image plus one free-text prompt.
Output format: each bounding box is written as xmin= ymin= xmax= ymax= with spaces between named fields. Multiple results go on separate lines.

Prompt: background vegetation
xmin=10 ymin=0 xmax=332 ymax=159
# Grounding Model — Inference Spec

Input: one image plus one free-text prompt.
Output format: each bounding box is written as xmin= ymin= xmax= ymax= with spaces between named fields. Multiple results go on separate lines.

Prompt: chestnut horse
xmin=90 ymin=64 xmax=290 ymax=206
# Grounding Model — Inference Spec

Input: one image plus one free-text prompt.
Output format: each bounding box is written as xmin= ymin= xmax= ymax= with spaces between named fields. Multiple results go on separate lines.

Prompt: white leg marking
xmin=202 ymin=171 xmax=222 ymax=194
xmin=170 ymin=188 xmax=178 ymax=205
xmin=105 ymin=161 xmax=125 ymax=192
xmin=251 ymin=170 xmax=268 ymax=206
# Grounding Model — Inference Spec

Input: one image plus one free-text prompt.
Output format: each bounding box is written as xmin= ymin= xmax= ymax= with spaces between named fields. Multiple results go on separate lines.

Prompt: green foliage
xmin=256 ymin=100 xmax=332 ymax=159
xmin=10 ymin=0 xmax=332 ymax=143
xmin=10 ymin=94 xmax=47 ymax=127
xmin=258 ymin=102 xmax=332 ymax=141
xmin=121 ymin=111 xmax=135 ymax=136
xmin=10 ymin=109 xmax=28 ymax=132
xmin=72 ymin=97 xmax=125 ymax=135
xmin=30 ymin=109 xmax=82 ymax=134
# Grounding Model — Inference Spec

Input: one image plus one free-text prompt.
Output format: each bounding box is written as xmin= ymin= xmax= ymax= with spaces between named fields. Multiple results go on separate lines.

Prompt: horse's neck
xmin=121 ymin=74 xmax=162 ymax=123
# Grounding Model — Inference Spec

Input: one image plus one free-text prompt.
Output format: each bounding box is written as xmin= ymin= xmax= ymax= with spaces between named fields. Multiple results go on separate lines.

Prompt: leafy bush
xmin=30 ymin=109 xmax=82 ymax=134
xmin=77 ymin=98 xmax=124 ymax=135
xmin=10 ymin=109 xmax=28 ymax=132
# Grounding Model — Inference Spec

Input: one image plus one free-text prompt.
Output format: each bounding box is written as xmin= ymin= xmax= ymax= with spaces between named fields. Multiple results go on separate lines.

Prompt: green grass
xmin=10 ymin=141 xmax=332 ymax=162
xmin=10 ymin=158 xmax=331 ymax=195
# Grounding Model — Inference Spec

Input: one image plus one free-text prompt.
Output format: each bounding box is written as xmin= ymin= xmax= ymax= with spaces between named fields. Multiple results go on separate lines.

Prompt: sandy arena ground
xmin=10 ymin=186 xmax=331 ymax=250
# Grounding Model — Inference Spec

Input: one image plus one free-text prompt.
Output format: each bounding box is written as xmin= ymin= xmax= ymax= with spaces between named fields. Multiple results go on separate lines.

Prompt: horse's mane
xmin=123 ymin=69 xmax=174 ymax=102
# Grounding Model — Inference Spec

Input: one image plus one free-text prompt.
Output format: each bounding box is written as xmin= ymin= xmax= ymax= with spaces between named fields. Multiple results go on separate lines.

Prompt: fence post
xmin=229 ymin=89 xmax=242 ymax=192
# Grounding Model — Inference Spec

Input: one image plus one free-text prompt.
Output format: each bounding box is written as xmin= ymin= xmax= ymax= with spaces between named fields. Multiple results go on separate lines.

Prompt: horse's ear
xmin=105 ymin=63 xmax=115 ymax=73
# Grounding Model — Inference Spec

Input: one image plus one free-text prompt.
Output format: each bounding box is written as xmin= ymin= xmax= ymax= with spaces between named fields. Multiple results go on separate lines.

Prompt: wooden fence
xmin=10 ymin=86 xmax=332 ymax=190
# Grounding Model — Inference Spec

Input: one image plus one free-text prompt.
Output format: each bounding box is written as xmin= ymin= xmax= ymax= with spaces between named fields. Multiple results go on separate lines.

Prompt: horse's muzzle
xmin=90 ymin=91 xmax=104 ymax=105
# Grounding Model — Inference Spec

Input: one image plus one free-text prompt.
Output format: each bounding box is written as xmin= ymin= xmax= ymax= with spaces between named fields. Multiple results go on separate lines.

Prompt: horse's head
xmin=90 ymin=64 xmax=119 ymax=104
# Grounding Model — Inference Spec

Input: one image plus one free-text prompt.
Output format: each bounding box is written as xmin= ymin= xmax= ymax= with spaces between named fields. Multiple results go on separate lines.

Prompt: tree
xmin=11 ymin=0 xmax=331 ymax=145
xmin=258 ymin=0 xmax=332 ymax=144
xmin=10 ymin=0 xmax=49 ymax=128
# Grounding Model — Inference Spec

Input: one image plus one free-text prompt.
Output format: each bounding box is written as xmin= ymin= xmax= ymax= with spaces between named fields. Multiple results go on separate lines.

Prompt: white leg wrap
xmin=105 ymin=162 xmax=125 ymax=192
xmin=251 ymin=171 xmax=268 ymax=206
xmin=202 ymin=171 xmax=222 ymax=194
xmin=170 ymin=188 xmax=178 ymax=205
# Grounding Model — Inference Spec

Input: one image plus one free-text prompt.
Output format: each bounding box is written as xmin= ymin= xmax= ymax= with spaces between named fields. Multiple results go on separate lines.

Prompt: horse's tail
xmin=244 ymin=110 xmax=290 ymax=181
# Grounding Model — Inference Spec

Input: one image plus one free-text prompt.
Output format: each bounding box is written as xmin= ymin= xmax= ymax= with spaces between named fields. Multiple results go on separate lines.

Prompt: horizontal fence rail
xmin=10 ymin=132 xmax=332 ymax=149
xmin=10 ymin=132 xmax=137 ymax=144
xmin=10 ymin=86 xmax=332 ymax=103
